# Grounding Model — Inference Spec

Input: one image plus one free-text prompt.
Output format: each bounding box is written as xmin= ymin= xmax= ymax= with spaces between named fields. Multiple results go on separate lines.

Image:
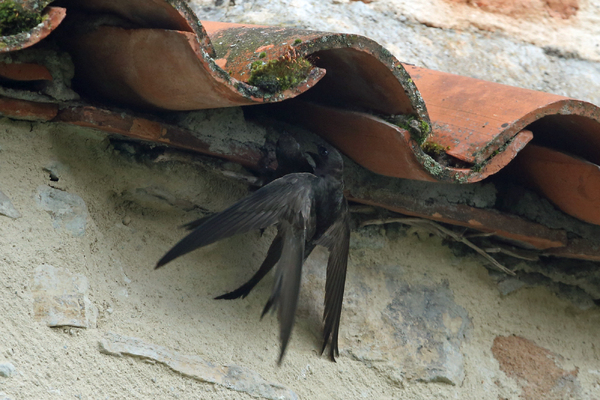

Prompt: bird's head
xmin=307 ymin=143 xmax=343 ymax=178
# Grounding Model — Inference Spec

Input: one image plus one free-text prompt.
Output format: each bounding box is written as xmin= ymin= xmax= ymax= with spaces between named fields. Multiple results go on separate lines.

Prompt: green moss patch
xmin=422 ymin=141 xmax=449 ymax=157
xmin=386 ymin=114 xmax=430 ymax=145
xmin=0 ymin=1 xmax=43 ymax=36
xmin=420 ymin=119 xmax=430 ymax=134
xmin=248 ymin=57 xmax=313 ymax=93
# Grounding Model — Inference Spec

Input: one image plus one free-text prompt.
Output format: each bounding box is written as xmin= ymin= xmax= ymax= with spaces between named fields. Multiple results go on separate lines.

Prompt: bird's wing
xmin=217 ymin=235 xmax=319 ymax=301
xmin=314 ymin=202 xmax=350 ymax=361
xmin=180 ymin=214 xmax=212 ymax=231
xmin=156 ymin=173 xmax=316 ymax=268
xmin=260 ymin=219 xmax=308 ymax=365
xmin=215 ymin=231 xmax=283 ymax=300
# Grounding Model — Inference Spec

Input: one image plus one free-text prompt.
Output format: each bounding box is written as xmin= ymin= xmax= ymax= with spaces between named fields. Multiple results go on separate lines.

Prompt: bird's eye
xmin=318 ymin=146 xmax=329 ymax=156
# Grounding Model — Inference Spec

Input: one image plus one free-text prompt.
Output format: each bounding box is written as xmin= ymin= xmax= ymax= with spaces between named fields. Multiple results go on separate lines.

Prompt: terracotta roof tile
xmin=0 ymin=95 xmax=57 ymax=121
xmin=510 ymin=144 xmax=600 ymax=226
xmin=2 ymin=0 xmax=600 ymax=261
xmin=0 ymin=7 xmax=66 ymax=52
xmin=0 ymin=62 xmax=53 ymax=81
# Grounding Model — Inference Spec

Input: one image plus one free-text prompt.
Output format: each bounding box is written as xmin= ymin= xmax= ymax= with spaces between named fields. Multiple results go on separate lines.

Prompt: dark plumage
xmin=156 ymin=136 xmax=350 ymax=364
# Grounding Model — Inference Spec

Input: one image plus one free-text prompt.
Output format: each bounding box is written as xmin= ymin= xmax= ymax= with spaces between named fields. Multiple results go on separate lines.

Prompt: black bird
xmin=179 ymin=133 xmax=313 ymax=233
xmin=155 ymin=139 xmax=350 ymax=363
xmin=208 ymin=133 xmax=315 ymax=300
xmin=272 ymin=133 xmax=314 ymax=176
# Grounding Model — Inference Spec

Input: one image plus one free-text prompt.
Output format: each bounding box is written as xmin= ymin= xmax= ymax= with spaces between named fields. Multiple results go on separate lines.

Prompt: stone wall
xmin=0 ymin=1 xmax=599 ymax=399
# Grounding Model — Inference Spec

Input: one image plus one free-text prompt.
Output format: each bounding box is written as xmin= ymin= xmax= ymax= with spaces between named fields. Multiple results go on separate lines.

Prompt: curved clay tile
xmin=0 ymin=6 xmax=66 ymax=52
xmin=201 ymin=22 xmax=426 ymax=118
xmin=267 ymin=100 xmax=534 ymax=182
xmin=0 ymin=62 xmax=53 ymax=81
xmin=58 ymin=0 xmax=427 ymax=124
xmin=404 ymin=65 xmax=600 ymax=182
xmin=277 ymin=65 xmax=600 ymax=184
xmin=3 ymin=1 xmax=600 ymax=188
xmin=509 ymin=144 xmax=600 ymax=226
xmin=57 ymin=0 xmax=429 ymax=135
xmin=59 ymin=0 xmax=200 ymax=33
xmin=264 ymin=101 xmax=440 ymax=182
xmin=0 ymin=95 xmax=57 ymax=121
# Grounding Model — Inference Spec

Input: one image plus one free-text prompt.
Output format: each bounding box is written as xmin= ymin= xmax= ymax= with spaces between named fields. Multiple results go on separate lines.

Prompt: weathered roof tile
xmin=2 ymin=0 xmax=600 ymax=260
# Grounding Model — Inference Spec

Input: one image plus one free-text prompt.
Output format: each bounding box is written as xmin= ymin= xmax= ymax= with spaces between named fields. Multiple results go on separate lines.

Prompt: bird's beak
xmin=306 ymin=151 xmax=319 ymax=168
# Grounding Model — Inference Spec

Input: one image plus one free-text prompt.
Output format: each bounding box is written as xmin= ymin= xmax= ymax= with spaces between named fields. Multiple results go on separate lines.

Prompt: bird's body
xmin=156 ymin=137 xmax=349 ymax=363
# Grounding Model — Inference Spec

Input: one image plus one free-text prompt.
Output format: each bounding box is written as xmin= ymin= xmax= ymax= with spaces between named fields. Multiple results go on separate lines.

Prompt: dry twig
xmin=361 ymin=217 xmax=516 ymax=275
xmin=484 ymin=247 xmax=539 ymax=262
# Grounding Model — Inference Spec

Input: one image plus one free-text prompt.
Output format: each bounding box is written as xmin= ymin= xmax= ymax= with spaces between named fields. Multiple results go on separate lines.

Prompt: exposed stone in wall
xmin=99 ymin=332 xmax=298 ymax=400
xmin=31 ymin=264 xmax=97 ymax=329
xmin=35 ymin=186 xmax=88 ymax=237
xmin=301 ymin=242 xmax=471 ymax=386
xmin=0 ymin=190 xmax=20 ymax=219
xmin=492 ymin=335 xmax=583 ymax=399
xmin=0 ymin=362 xmax=16 ymax=378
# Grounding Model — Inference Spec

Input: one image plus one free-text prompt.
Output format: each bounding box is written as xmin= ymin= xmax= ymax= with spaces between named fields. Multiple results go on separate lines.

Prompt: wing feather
xmin=156 ymin=174 xmax=315 ymax=269
xmin=215 ymin=231 xmax=283 ymax=300
xmin=315 ymin=203 xmax=350 ymax=361
xmin=268 ymin=220 xmax=306 ymax=365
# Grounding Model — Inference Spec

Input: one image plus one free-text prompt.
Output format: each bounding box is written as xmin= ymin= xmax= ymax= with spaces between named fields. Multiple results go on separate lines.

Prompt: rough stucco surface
xmin=1 ymin=1 xmax=600 ymax=399
xmin=0 ymin=118 xmax=599 ymax=399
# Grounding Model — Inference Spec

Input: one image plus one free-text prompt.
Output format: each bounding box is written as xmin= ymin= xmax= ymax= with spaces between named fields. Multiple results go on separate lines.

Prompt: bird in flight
xmin=156 ymin=135 xmax=350 ymax=364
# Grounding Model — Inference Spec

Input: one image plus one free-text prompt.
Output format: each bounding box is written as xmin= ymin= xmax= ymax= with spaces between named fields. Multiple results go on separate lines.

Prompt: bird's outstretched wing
xmin=180 ymin=215 xmax=212 ymax=231
xmin=259 ymin=219 xmax=308 ymax=364
xmin=215 ymin=232 xmax=283 ymax=300
xmin=314 ymin=202 xmax=350 ymax=361
xmin=216 ymin=236 xmax=319 ymax=301
xmin=156 ymin=173 xmax=316 ymax=269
